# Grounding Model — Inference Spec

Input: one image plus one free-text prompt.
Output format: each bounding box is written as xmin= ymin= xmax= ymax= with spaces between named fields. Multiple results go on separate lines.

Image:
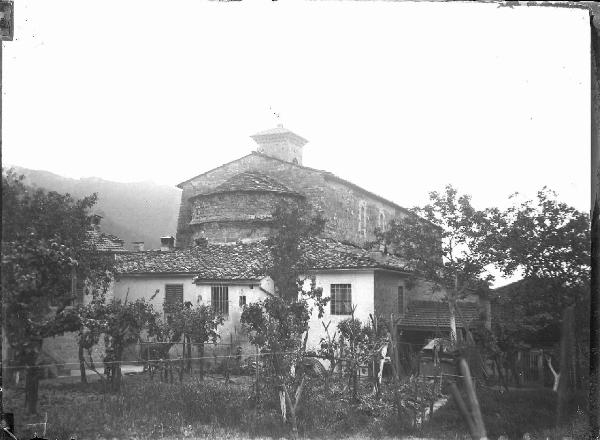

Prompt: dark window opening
xmin=239 ymin=295 xmax=247 ymax=307
xmin=397 ymin=286 xmax=405 ymax=316
xmin=165 ymin=284 xmax=184 ymax=317
xmin=212 ymin=285 xmax=229 ymax=317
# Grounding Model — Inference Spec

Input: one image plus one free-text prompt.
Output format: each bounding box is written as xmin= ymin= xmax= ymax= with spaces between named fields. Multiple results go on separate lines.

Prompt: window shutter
xmin=165 ymin=284 xmax=184 ymax=306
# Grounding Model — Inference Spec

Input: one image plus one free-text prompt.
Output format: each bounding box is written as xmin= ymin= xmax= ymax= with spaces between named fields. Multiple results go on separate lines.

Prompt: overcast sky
xmin=3 ymin=1 xmax=591 ymax=214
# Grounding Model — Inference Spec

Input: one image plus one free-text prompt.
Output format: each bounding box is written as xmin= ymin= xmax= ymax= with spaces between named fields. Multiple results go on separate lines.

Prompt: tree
xmin=336 ymin=311 xmax=388 ymax=401
xmin=379 ymin=185 xmax=491 ymax=344
xmin=1 ymin=169 xmax=104 ymax=413
xmin=101 ymin=298 xmax=160 ymax=391
xmin=481 ymin=188 xmax=590 ymax=389
xmin=241 ymin=200 xmax=328 ymax=438
xmin=155 ymin=302 xmax=224 ymax=380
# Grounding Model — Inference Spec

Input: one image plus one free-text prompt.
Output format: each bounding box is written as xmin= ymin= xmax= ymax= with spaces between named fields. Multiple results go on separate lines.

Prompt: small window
xmin=211 ymin=285 xmax=229 ymax=316
xmin=330 ymin=284 xmax=352 ymax=315
xmin=165 ymin=284 xmax=184 ymax=306
xmin=397 ymin=286 xmax=405 ymax=315
xmin=239 ymin=295 xmax=247 ymax=307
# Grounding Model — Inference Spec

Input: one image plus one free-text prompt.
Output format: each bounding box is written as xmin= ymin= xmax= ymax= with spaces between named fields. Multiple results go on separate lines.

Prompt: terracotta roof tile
xmin=190 ymin=172 xmax=303 ymax=201
xmin=212 ymin=172 xmax=297 ymax=194
xmin=399 ymin=300 xmax=482 ymax=329
xmin=115 ymin=237 xmax=411 ymax=277
xmin=84 ymin=229 xmax=127 ymax=253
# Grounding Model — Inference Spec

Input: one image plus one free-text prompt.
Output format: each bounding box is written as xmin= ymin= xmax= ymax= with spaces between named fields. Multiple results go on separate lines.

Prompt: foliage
xmin=380 ymin=184 xmax=492 ymax=293
xmin=378 ymin=185 xmax=492 ymax=343
xmin=481 ymin=187 xmax=590 ymax=287
xmin=1 ymin=168 xmax=112 ymax=412
xmin=266 ymin=199 xmax=327 ymax=302
xmin=396 ymin=376 xmax=437 ymax=428
xmin=4 ymin=373 xmax=588 ymax=440
xmin=101 ymin=298 xmax=160 ymax=390
xmin=153 ymin=302 xmax=224 ymax=346
xmin=481 ymin=188 xmax=591 ymax=353
xmin=317 ymin=321 xmax=340 ymax=377
xmin=336 ymin=314 xmax=389 ymax=401
xmin=241 ymin=200 xmax=328 ymax=436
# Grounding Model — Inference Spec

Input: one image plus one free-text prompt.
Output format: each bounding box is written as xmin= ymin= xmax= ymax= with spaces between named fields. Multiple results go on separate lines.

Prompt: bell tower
xmin=250 ymin=125 xmax=308 ymax=165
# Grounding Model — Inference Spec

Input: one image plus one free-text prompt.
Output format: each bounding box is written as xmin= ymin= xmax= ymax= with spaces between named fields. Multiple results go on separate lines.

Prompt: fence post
xmin=255 ymin=346 xmax=260 ymax=405
xmin=538 ymin=349 xmax=545 ymax=386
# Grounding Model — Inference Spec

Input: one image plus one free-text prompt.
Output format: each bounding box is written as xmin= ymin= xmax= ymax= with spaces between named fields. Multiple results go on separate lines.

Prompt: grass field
xmin=2 ymin=373 xmax=589 ymax=440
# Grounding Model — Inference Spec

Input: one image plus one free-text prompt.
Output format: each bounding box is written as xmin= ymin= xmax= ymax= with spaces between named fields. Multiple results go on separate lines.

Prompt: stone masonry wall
xmin=193 ymin=221 xmax=273 ymax=243
xmin=176 ymin=153 xmax=413 ymax=248
xmin=191 ymin=192 xmax=300 ymax=225
xmin=176 ymin=154 xmax=327 ymax=248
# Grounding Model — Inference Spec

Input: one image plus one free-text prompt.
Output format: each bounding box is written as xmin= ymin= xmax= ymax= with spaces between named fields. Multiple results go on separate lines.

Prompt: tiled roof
xmin=398 ymin=300 xmax=482 ymax=329
xmin=116 ymin=242 xmax=269 ymax=279
xmin=115 ymin=237 xmax=411 ymax=277
xmin=301 ymin=238 xmax=410 ymax=272
xmin=205 ymin=172 xmax=300 ymax=196
xmin=84 ymin=229 xmax=127 ymax=253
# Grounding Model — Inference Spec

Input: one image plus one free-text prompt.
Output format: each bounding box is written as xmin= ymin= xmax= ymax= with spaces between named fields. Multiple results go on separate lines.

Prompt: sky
xmin=2 ymin=1 xmax=591 ymax=216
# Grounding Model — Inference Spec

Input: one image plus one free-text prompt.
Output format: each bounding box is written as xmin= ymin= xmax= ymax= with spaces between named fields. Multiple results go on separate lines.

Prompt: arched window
xmin=358 ymin=202 xmax=367 ymax=238
xmin=378 ymin=210 xmax=386 ymax=232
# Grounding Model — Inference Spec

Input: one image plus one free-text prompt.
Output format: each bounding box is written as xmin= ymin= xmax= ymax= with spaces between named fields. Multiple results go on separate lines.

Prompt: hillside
xmin=10 ymin=167 xmax=182 ymax=250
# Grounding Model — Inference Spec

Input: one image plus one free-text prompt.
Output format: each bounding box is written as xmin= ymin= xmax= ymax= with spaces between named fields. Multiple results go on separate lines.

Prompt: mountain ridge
xmin=8 ymin=166 xmax=182 ymax=250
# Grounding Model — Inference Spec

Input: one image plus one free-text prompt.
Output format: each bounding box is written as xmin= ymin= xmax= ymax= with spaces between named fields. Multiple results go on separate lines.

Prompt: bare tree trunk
xmin=557 ymin=306 xmax=575 ymax=425
xmin=25 ymin=365 xmax=40 ymax=414
xmin=546 ymin=355 xmax=560 ymax=392
xmin=78 ymin=343 xmax=87 ymax=384
xmin=186 ymin=335 xmax=192 ymax=373
xmin=112 ymin=347 xmax=123 ymax=392
xmin=284 ymin=377 xmax=306 ymax=440
xmin=199 ymin=342 xmax=205 ymax=380
xmin=494 ymin=354 xmax=509 ymax=392
xmin=448 ymin=275 xmax=459 ymax=346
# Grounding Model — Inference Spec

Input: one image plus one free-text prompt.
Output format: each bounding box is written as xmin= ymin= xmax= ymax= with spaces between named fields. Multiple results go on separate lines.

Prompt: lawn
xmin=2 ymin=373 xmax=588 ymax=440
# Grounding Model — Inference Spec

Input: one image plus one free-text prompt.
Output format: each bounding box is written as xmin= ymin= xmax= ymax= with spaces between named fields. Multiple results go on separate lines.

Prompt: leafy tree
xmin=101 ymin=298 xmax=160 ymax=391
xmin=241 ymin=200 xmax=328 ymax=438
xmin=336 ymin=312 xmax=388 ymax=401
xmin=317 ymin=321 xmax=340 ymax=384
xmin=1 ymin=169 xmax=107 ymax=413
xmin=154 ymin=302 xmax=224 ymax=379
xmin=378 ymin=185 xmax=491 ymax=344
xmin=482 ymin=187 xmax=589 ymax=287
xmin=481 ymin=188 xmax=590 ymax=386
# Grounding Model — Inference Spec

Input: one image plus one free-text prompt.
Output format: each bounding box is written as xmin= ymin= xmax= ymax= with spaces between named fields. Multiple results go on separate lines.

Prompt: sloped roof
xmin=194 ymin=172 xmax=301 ymax=198
xmin=176 ymin=152 xmax=439 ymax=231
xmin=116 ymin=242 xmax=268 ymax=279
xmin=84 ymin=229 xmax=127 ymax=253
xmin=398 ymin=300 xmax=482 ymax=329
xmin=301 ymin=238 xmax=410 ymax=272
xmin=115 ymin=237 xmax=411 ymax=278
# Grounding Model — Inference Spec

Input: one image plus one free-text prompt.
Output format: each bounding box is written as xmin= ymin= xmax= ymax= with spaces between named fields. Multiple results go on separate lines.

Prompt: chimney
xmin=369 ymin=250 xmax=387 ymax=264
xmin=90 ymin=214 xmax=102 ymax=232
xmin=132 ymin=241 xmax=145 ymax=252
xmin=160 ymin=236 xmax=175 ymax=251
xmin=194 ymin=236 xmax=208 ymax=248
